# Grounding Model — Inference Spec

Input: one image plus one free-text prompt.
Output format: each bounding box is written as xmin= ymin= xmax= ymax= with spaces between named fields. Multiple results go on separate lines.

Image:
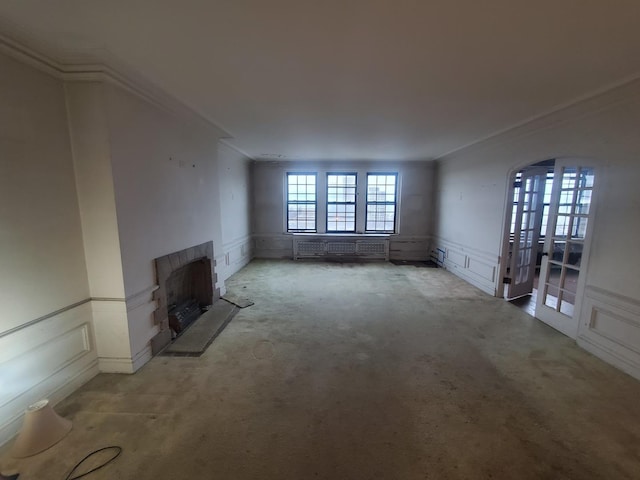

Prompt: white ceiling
xmin=2 ymin=0 xmax=640 ymax=161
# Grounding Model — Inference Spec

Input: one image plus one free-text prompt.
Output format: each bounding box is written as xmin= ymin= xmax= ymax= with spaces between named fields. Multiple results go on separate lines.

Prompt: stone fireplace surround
xmin=151 ymin=241 xmax=219 ymax=354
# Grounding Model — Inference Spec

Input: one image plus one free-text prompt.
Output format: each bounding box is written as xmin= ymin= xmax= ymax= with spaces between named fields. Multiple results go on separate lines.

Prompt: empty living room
xmin=1 ymin=2 xmax=640 ymax=479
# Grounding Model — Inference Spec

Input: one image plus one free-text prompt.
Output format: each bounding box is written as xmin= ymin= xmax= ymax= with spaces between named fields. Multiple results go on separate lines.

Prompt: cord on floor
xmin=64 ymin=446 xmax=122 ymax=480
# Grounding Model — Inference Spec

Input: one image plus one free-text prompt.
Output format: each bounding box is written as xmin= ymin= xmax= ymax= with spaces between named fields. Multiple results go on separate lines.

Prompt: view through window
xmin=286 ymin=171 xmax=398 ymax=233
xmin=287 ymin=173 xmax=317 ymax=232
xmin=327 ymin=173 xmax=357 ymax=232
xmin=366 ymin=174 xmax=397 ymax=233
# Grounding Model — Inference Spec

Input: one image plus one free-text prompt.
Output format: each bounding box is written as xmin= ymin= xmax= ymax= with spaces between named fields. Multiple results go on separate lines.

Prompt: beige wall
xmin=434 ymin=78 xmax=640 ymax=379
xmin=65 ymin=82 xmax=126 ymax=299
xmin=1 ymin=49 xmax=236 ymax=445
xmin=0 ymin=52 xmax=98 ymax=446
xmin=218 ymin=142 xmax=252 ymax=283
xmin=0 ymin=54 xmax=89 ymax=327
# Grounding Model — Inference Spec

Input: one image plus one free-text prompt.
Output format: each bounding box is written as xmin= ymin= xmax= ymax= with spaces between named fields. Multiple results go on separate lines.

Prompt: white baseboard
xmin=97 ymin=356 xmax=136 ymax=374
xmin=131 ymin=345 xmax=153 ymax=372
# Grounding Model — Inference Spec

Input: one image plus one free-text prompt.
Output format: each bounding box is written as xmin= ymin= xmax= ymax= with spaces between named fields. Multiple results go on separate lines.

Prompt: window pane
xmin=287 ymin=173 xmax=317 ymax=232
xmin=580 ymin=169 xmax=595 ymax=188
xmin=327 ymin=203 xmax=356 ymax=232
xmin=327 ymin=173 xmax=357 ymax=232
xmin=561 ymin=168 xmax=577 ymax=189
xmin=366 ymin=204 xmax=396 ymax=232
xmin=366 ymin=174 xmax=397 ymax=232
xmin=541 ymin=205 xmax=550 ymax=236
xmin=575 ymin=189 xmax=591 ymax=215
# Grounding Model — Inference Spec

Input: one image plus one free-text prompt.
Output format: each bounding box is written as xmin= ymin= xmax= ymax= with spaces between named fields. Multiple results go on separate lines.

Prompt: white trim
xmin=126 ymin=285 xmax=159 ymax=312
xmin=219 ymin=138 xmax=255 ymax=161
xmin=431 ymin=236 xmax=499 ymax=265
xmin=0 ymin=32 xmax=63 ymax=78
xmin=577 ymin=286 xmax=640 ymax=381
xmin=293 ymin=236 xmax=390 ymax=260
xmin=582 ymin=286 xmax=640 ymax=316
xmin=431 ymin=237 xmax=498 ymax=295
xmin=98 ymin=357 xmax=137 ymax=374
xmin=435 ymin=74 xmax=640 ymax=160
xmin=131 ymin=345 xmax=154 ymax=373
xmin=0 ymin=33 xmax=231 ymax=139
xmin=0 ymin=301 xmax=99 ymax=448
xmin=0 ymin=298 xmax=92 ymax=338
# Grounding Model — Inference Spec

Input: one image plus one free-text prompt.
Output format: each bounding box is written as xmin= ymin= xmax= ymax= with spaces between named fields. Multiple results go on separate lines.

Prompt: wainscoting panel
xmin=0 ymin=302 xmax=99 ymax=448
xmin=126 ymin=286 xmax=158 ymax=373
xmin=467 ymin=257 xmax=497 ymax=285
xmin=577 ymin=286 xmax=640 ymax=381
xmin=91 ymin=299 xmax=134 ymax=373
xmin=446 ymin=249 xmax=467 ymax=269
xmin=218 ymin=234 xmax=253 ymax=287
xmin=254 ymin=234 xmax=293 ymax=259
xmin=431 ymin=237 xmax=498 ymax=295
xmin=389 ymin=236 xmax=430 ymax=261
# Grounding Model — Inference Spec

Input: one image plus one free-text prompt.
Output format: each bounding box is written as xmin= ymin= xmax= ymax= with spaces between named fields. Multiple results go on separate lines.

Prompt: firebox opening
xmin=152 ymin=241 xmax=219 ymax=355
xmin=165 ymin=258 xmax=213 ymax=338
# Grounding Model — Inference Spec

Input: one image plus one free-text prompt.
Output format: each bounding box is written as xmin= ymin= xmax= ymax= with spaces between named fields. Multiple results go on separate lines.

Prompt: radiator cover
xmin=293 ymin=236 xmax=389 ymax=260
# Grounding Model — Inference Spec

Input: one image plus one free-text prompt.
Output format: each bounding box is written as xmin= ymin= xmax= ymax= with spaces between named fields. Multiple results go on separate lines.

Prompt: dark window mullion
xmin=326 ymin=173 xmax=357 ymax=233
xmin=366 ymin=173 xmax=397 ymax=233
xmin=287 ymin=173 xmax=317 ymax=233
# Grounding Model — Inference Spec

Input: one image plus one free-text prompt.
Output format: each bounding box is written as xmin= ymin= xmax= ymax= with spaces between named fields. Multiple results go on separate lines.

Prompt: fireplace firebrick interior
xmin=151 ymin=241 xmax=219 ymax=354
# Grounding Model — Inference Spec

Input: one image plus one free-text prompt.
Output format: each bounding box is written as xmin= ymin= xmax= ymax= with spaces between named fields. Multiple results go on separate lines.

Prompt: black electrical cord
xmin=64 ymin=446 xmax=122 ymax=480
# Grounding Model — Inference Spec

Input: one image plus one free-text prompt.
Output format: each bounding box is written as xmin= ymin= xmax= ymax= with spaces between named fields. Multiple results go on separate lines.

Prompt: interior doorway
xmin=500 ymin=158 xmax=597 ymax=339
xmin=501 ymin=159 xmax=555 ymax=303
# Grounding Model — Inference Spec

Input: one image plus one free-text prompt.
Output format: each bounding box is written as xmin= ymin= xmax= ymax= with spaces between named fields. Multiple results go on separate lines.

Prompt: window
xmin=287 ymin=173 xmax=316 ymax=232
xmin=366 ymin=174 xmax=397 ymax=233
xmin=326 ymin=173 xmax=357 ymax=232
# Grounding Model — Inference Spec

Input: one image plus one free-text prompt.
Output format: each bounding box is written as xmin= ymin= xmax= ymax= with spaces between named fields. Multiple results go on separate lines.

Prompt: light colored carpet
xmin=2 ymin=259 xmax=640 ymax=479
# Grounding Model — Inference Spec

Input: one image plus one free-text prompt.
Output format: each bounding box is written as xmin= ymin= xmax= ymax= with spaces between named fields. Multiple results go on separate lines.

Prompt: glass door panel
xmin=535 ymin=163 xmax=595 ymax=338
xmin=507 ymin=167 xmax=548 ymax=299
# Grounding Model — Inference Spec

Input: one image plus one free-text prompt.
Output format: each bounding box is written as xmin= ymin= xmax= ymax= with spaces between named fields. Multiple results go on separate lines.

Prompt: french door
xmin=507 ymin=167 xmax=548 ymax=299
xmin=535 ymin=160 xmax=596 ymax=338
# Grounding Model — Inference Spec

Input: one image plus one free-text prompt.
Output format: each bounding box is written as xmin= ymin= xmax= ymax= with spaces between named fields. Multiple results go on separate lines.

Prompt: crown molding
xmin=435 ymin=71 xmax=640 ymax=161
xmin=0 ymin=32 xmax=233 ymax=139
xmin=219 ymin=138 xmax=255 ymax=160
xmin=0 ymin=32 xmax=63 ymax=77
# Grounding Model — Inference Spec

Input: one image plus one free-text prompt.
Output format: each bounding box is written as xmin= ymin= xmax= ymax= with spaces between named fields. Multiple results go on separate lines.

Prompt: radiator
xmin=293 ymin=237 xmax=389 ymax=260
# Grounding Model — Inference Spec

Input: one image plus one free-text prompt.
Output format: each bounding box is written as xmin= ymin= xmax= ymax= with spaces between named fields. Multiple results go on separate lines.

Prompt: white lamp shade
xmin=10 ymin=399 xmax=72 ymax=458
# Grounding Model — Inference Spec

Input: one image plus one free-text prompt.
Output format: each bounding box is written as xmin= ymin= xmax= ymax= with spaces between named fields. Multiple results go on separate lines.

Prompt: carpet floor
xmin=2 ymin=259 xmax=640 ymax=479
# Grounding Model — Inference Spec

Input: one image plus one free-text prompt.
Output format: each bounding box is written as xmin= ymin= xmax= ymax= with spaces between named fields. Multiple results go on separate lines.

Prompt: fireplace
xmin=150 ymin=241 xmax=219 ymax=354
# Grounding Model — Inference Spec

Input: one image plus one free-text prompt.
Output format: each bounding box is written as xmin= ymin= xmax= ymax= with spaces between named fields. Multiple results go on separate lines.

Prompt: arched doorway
xmin=499 ymin=158 xmax=598 ymax=339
